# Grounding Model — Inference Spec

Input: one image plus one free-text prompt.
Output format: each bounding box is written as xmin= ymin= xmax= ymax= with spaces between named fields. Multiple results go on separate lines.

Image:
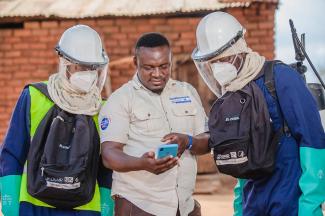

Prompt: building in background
xmin=0 ymin=0 xmax=279 ymax=177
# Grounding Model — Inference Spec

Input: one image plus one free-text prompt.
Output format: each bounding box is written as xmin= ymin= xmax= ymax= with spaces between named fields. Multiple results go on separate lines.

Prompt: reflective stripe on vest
xmin=19 ymin=85 xmax=101 ymax=212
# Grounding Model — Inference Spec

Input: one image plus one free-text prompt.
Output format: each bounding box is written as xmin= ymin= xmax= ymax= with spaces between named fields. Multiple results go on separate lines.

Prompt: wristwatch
xmin=186 ymin=135 xmax=193 ymax=150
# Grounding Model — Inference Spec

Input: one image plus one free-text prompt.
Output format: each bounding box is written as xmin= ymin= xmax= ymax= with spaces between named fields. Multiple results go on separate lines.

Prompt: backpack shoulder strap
xmin=262 ymin=60 xmax=290 ymax=134
xmin=263 ymin=60 xmax=282 ymax=99
xmin=29 ymin=82 xmax=53 ymax=102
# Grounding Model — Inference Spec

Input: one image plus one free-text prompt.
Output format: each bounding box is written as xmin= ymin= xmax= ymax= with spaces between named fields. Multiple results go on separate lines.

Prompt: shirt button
xmin=185 ymin=110 xmax=188 ymax=114
xmin=148 ymin=113 xmax=151 ymax=117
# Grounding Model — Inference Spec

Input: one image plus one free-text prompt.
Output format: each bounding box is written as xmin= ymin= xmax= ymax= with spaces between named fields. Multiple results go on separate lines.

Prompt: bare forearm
xmin=101 ymin=141 xmax=179 ymax=175
xmin=102 ymin=144 xmax=144 ymax=172
xmin=190 ymin=133 xmax=210 ymax=155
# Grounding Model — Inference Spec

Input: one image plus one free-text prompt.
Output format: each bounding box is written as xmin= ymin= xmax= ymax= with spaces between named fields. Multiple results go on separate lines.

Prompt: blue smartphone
xmin=156 ymin=144 xmax=178 ymax=159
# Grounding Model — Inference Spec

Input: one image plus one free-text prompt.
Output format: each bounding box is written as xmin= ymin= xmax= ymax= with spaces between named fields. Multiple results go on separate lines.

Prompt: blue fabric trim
xmin=299 ymin=147 xmax=325 ymax=216
xmin=233 ymin=179 xmax=245 ymax=216
xmin=99 ymin=187 xmax=114 ymax=216
xmin=0 ymin=175 xmax=21 ymax=216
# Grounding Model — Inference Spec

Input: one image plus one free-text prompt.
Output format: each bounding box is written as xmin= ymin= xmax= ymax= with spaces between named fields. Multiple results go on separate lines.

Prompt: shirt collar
xmin=131 ymin=73 xmax=143 ymax=90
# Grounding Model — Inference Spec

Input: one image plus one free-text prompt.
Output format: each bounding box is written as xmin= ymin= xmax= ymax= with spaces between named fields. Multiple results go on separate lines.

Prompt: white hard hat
xmin=192 ymin=12 xmax=245 ymax=62
xmin=191 ymin=12 xmax=246 ymax=97
xmin=55 ymin=24 xmax=108 ymax=66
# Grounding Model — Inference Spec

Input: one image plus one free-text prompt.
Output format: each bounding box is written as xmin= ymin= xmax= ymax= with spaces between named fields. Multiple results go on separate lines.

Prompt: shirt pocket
xmin=131 ymin=108 xmax=165 ymax=138
xmin=171 ymin=105 xmax=197 ymax=134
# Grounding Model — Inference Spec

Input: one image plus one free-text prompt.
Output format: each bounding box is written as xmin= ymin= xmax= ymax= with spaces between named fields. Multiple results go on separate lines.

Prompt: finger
xmin=164 ymin=138 xmax=179 ymax=145
xmin=142 ymin=151 xmax=155 ymax=157
xmin=165 ymin=157 xmax=178 ymax=168
xmin=166 ymin=139 xmax=178 ymax=145
xmin=141 ymin=152 xmax=149 ymax=159
xmin=156 ymin=157 xmax=178 ymax=171
xmin=155 ymin=155 xmax=174 ymax=165
xmin=161 ymin=133 xmax=173 ymax=141
xmin=147 ymin=151 xmax=155 ymax=158
xmin=164 ymin=139 xmax=174 ymax=144
xmin=161 ymin=133 xmax=176 ymax=142
xmin=155 ymin=159 xmax=178 ymax=174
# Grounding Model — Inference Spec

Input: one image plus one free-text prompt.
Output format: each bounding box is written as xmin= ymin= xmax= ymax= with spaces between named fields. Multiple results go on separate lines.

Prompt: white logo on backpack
xmin=216 ymin=150 xmax=248 ymax=165
xmin=59 ymin=144 xmax=71 ymax=150
xmin=65 ymin=177 xmax=74 ymax=183
xmin=225 ymin=116 xmax=240 ymax=122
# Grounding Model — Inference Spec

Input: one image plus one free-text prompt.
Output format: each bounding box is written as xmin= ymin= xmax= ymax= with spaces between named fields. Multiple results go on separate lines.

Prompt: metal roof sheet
xmin=0 ymin=0 xmax=254 ymax=19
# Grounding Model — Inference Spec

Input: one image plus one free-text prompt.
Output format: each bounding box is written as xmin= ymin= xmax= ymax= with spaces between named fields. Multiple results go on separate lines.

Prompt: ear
xmin=133 ymin=56 xmax=138 ymax=67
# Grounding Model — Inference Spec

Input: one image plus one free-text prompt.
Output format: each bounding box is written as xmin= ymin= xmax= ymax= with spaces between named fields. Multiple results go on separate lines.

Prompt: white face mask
xmin=69 ymin=70 xmax=98 ymax=93
xmin=210 ymin=62 xmax=237 ymax=86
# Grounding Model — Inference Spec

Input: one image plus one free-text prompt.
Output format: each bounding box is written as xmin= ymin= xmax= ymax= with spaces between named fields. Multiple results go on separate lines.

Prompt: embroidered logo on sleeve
xmin=100 ymin=117 xmax=110 ymax=130
xmin=169 ymin=96 xmax=192 ymax=104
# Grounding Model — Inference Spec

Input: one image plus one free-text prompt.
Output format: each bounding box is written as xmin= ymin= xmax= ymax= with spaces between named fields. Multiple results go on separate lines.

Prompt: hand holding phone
xmin=141 ymin=149 xmax=178 ymax=175
xmin=155 ymin=144 xmax=178 ymax=159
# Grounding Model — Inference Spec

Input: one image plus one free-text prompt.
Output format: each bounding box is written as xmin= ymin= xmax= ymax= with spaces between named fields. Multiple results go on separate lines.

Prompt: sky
xmin=275 ymin=0 xmax=325 ymax=83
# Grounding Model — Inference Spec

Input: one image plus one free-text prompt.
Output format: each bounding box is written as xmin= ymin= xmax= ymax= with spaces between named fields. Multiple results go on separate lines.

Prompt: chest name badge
xmin=169 ymin=96 xmax=192 ymax=104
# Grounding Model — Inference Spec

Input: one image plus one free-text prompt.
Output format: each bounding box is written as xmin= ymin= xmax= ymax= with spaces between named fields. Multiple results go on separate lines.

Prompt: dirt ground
xmin=195 ymin=193 xmax=325 ymax=216
xmin=194 ymin=193 xmax=234 ymax=216
xmin=193 ymin=173 xmax=235 ymax=215
xmin=1 ymin=194 xmax=324 ymax=216
xmin=0 ymin=194 xmax=235 ymax=216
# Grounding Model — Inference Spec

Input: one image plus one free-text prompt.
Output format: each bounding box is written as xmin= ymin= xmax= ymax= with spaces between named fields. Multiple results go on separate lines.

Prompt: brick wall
xmin=0 ymin=2 xmax=277 ymax=143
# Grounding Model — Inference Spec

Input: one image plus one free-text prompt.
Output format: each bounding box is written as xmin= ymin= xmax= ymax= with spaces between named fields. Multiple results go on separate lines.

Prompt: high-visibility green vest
xmin=19 ymin=85 xmax=101 ymax=212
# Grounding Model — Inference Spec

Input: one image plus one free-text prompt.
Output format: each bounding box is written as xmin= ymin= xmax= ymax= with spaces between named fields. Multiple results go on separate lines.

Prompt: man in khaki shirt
xmin=99 ymin=33 xmax=210 ymax=216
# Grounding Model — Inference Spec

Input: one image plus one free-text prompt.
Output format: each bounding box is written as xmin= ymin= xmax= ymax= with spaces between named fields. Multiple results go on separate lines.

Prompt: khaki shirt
xmin=99 ymin=75 xmax=208 ymax=216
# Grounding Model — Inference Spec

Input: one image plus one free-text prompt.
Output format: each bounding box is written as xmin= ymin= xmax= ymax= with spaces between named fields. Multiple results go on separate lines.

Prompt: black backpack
xmin=208 ymin=61 xmax=286 ymax=179
xmin=26 ymin=83 xmax=100 ymax=209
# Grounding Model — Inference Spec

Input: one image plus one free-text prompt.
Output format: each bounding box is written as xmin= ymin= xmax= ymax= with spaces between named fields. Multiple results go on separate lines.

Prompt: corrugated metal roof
xmin=0 ymin=0 xmax=253 ymax=19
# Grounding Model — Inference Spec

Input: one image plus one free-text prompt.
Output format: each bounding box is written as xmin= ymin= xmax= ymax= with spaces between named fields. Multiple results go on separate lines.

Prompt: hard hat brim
xmin=192 ymin=30 xmax=244 ymax=62
xmin=55 ymin=46 xmax=109 ymax=67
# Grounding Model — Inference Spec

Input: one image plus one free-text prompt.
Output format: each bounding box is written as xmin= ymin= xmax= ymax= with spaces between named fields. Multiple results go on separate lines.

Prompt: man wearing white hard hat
xmin=0 ymin=25 xmax=114 ymax=216
xmin=190 ymin=12 xmax=325 ymax=215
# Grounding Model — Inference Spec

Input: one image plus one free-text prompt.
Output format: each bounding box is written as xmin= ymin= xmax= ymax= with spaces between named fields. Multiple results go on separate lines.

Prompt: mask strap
xmin=226 ymin=44 xmax=244 ymax=72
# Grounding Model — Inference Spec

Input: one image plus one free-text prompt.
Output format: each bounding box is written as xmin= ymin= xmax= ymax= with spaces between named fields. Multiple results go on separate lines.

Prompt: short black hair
xmin=135 ymin=32 xmax=170 ymax=54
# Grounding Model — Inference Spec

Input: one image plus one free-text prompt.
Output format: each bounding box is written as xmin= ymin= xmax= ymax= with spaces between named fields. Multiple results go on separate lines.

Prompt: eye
xmin=143 ymin=66 xmax=154 ymax=71
xmin=159 ymin=64 xmax=170 ymax=70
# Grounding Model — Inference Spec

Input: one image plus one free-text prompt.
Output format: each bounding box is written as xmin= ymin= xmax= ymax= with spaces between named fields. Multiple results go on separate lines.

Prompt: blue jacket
xmin=233 ymin=63 xmax=325 ymax=216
